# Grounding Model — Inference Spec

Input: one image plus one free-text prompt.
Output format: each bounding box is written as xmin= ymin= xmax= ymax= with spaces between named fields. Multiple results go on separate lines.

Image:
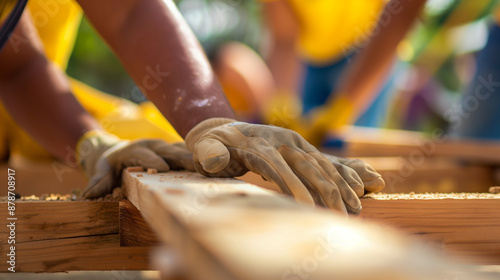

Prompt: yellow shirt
xmin=262 ymin=0 xmax=386 ymax=65
xmin=0 ymin=0 xmax=181 ymax=160
xmin=27 ymin=0 xmax=82 ymax=69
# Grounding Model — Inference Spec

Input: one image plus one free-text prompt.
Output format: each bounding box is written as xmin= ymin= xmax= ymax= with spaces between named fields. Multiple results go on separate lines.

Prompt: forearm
xmin=0 ymin=13 xmax=99 ymax=160
xmin=331 ymin=0 xmax=427 ymax=121
xmin=262 ymin=1 xmax=302 ymax=94
xmin=77 ymin=0 xmax=235 ymax=137
xmin=266 ymin=43 xmax=302 ymax=94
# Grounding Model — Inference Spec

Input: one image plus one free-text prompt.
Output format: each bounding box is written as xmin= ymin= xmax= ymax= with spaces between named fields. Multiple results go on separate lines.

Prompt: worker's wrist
xmin=185 ymin=118 xmax=237 ymax=152
xmin=76 ymin=130 xmax=121 ymax=178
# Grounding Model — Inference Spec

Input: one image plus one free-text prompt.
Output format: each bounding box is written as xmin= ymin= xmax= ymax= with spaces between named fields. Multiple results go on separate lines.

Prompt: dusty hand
xmin=77 ymin=131 xmax=195 ymax=198
xmin=185 ymin=118 xmax=384 ymax=214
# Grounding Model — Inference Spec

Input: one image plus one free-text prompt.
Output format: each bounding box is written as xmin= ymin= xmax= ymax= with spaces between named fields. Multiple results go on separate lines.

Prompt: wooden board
xmin=122 ymin=171 xmax=499 ymax=280
xmin=357 ymin=157 xmax=496 ymax=193
xmin=325 ymin=126 xmax=500 ymax=164
xmin=0 ymin=200 xmax=152 ymax=272
xmin=360 ymin=193 xmax=500 ymax=264
xmin=120 ymin=200 xmax=160 ymax=247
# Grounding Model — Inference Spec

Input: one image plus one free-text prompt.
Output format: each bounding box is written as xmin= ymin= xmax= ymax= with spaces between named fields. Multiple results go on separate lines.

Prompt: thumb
xmin=193 ymin=138 xmax=230 ymax=173
xmin=82 ymin=159 xmax=115 ymax=199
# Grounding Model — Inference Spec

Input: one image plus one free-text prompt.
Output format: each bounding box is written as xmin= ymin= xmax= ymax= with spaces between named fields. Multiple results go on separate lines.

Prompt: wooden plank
xmin=0 ymin=200 xmax=152 ymax=272
xmin=240 ymin=158 xmax=497 ymax=194
xmin=326 ymin=126 xmax=500 ymax=164
xmin=120 ymin=200 xmax=159 ymax=247
xmin=359 ymin=193 xmax=500 ymax=265
xmin=122 ymin=171 xmax=497 ymax=280
xmin=0 ymin=201 xmax=118 ymax=243
xmin=358 ymin=157 xmax=496 ymax=193
xmin=0 ymin=235 xmax=151 ymax=272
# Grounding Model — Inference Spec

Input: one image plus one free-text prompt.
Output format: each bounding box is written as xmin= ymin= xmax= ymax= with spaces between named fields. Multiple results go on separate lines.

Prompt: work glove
xmin=298 ymin=95 xmax=356 ymax=146
xmin=261 ymin=91 xmax=302 ymax=128
xmin=185 ymin=118 xmax=385 ymax=214
xmin=77 ymin=130 xmax=195 ymax=198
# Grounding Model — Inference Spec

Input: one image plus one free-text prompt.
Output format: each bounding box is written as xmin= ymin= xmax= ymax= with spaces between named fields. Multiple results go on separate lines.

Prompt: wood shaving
xmin=147 ymin=168 xmax=158 ymax=174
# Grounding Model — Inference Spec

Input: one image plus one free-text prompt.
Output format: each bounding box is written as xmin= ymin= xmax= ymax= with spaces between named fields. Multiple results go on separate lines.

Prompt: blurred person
xmin=0 ymin=0 xmax=385 ymax=214
xmin=258 ymin=0 xmax=400 ymax=146
xmin=285 ymin=0 xmax=499 ymax=145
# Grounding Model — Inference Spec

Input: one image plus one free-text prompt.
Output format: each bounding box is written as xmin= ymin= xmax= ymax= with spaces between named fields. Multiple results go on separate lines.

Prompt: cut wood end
xmin=147 ymin=168 xmax=158 ymax=174
xmin=127 ymin=166 xmax=145 ymax=172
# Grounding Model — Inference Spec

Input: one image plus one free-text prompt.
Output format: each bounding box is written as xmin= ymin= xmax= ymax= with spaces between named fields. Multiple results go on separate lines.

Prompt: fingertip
xmin=363 ymin=177 xmax=385 ymax=193
xmin=346 ymin=204 xmax=362 ymax=216
xmin=194 ymin=139 xmax=230 ymax=173
xmin=350 ymin=183 xmax=365 ymax=197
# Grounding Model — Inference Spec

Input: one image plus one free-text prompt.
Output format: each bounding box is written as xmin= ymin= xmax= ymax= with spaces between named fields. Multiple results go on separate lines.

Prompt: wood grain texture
xmin=359 ymin=194 xmax=500 ymax=264
xmin=0 ymin=235 xmax=151 ymax=272
xmin=0 ymin=200 xmax=151 ymax=272
xmin=0 ymin=201 xmax=118 ymax=243
xmin=120 ymin=200 xmax=159 ymax=247
xmin=122 ymin=171 xmax=495 ymax=280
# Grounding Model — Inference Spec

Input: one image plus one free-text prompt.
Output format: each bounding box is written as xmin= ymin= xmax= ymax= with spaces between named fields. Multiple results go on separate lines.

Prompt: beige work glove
xmin=185 ymin=118 xmax=385 ymax=214
xmin=77 ymin=131 xmax=195 ymax=198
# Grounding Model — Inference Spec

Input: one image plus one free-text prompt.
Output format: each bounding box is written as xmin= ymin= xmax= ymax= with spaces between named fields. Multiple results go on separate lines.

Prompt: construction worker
xmin=301 ymin=0 xmax=500 ymax=143
xmin=0 ymin=0 xmax=184 ymax=163
xmin=258 ymin=0 xmax=393 ymax=144
xmin=301 ymin=0 xmax=499 ymax=143
xmin=0 ymin=0 xmax=385 ymax=214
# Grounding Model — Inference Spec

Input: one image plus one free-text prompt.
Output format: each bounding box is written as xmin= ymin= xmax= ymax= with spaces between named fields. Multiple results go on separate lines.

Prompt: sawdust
xmin=0 ymin=187 xmax=126 ymax=202
xmin=364 ymin=192 xmax=500 ymax=200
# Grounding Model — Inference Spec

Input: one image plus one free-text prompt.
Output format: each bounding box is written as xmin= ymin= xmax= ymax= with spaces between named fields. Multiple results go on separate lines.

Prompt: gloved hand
xmin=185 ymin=118 xmax=385 ymax=214
xmin=77 ymin=130 xmax=195 ymax=198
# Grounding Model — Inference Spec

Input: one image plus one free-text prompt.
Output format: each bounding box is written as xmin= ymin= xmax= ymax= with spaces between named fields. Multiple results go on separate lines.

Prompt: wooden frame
xmin=0 ymin=201 xmax=151 ymax=272
xmin=2 ymin=170 xmax=499 ymax=274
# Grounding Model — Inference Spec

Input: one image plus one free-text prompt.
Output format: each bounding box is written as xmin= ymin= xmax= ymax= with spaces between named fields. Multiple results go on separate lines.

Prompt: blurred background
xmin=65 ymin=0 xmax=500 ymax=141
xmin=3 ymin=0 xmax=500 ymax=166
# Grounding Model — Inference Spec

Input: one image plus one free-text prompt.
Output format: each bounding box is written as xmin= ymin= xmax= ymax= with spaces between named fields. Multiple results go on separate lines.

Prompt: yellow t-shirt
xmin=0 ymin=0 xmax=181 ymax=160
xmin=262 ymin=0 xmax=386 ymax=65
xmin=27 ymin=0 xmax=82 ymax=70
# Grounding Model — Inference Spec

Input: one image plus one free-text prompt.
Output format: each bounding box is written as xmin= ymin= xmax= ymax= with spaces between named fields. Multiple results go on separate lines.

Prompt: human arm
xmin=0 ymin=11 xmax=195 ymax=197
xmin=0 ymin=13 xmax=99 ymax=160
xmin=76 ymin=0 xmax=235 ymax=138
xmin=305 ymin=0 xmax=427 ymax=144
xmin=259 ymin=0 xmax=304 ymax=126
xmin=261 ymin=0 xmax=301 ymax=94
